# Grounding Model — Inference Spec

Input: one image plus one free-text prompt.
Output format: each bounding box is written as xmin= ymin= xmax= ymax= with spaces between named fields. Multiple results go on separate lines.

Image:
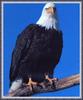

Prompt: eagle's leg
xmin=45 ymin=74 xmax=57 ymax=84
xmin=26 ymin=77 xmax=37 ymax=91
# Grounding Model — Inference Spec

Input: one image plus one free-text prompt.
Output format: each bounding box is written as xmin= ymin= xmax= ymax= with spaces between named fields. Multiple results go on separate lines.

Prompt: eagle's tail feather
xmin=9 ymin=78 xmax=22 ymax=94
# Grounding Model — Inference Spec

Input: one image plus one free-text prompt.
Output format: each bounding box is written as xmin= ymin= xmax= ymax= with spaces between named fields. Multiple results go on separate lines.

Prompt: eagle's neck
xmin=36 ymin=15 xmax=57 ymax=30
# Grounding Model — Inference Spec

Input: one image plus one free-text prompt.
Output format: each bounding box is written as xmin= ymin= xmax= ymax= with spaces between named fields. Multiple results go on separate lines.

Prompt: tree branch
xmin=8 ymin=74 xmax=80 ymax=97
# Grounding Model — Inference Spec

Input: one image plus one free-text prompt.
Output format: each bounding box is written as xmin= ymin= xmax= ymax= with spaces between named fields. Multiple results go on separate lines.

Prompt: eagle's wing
xmin=55 ymin=31 xmax=63 ymax=64
xmin=9 ymin=24 xmax=35 ymax=85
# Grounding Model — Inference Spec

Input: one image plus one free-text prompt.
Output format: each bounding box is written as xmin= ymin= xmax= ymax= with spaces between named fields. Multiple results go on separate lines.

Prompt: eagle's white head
xmin=36 ymin=2 xmax=58 ymax=30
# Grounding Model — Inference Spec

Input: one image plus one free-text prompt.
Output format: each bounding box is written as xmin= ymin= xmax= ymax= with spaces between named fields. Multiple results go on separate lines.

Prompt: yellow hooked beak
xmin=46 ymin=7 xmax=56 ymax=15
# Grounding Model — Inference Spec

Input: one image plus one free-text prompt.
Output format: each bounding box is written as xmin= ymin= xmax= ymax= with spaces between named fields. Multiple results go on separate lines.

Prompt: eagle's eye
xmin=46 ymin=7 xmax=56 ymax=14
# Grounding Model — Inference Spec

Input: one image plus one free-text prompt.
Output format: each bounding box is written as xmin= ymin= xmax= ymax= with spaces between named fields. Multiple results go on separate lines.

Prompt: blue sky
xmin=3 ymin=3 xmax=80 ymax=97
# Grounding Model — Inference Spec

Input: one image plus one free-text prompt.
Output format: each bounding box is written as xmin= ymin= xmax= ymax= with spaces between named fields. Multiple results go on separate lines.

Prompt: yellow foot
xmin=45 ymin=74 xmax=58 ymax=84
xmin=26 ymin=77 xmax=37 ymax=91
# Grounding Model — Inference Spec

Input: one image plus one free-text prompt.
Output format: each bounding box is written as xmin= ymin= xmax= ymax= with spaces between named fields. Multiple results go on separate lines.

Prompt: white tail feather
xmin=9 ymin=79 xmax=22 ymax=93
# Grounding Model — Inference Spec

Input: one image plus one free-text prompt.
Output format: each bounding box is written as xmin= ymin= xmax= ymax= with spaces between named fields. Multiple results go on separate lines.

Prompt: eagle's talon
xmin=45 ymin=74 xmax=53 ymax=84
xmin=26 ymin=77 xmax=37 ymax=91
xmin=45 ymin=74 xmax=58 ymax=84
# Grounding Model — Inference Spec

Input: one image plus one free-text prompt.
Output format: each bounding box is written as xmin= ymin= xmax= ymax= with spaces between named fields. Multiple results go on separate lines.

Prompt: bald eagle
xmin=9 ymin=3 xmax=63 ymax=93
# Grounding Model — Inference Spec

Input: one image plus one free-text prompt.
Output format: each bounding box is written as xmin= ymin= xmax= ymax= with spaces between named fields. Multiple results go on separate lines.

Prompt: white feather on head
xmin=36 ymin=2 xmax=58 ymax=30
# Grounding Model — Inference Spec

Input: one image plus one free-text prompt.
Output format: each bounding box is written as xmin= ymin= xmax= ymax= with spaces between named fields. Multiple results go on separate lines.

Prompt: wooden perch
xmin=8 ymin=74 xmax=80 ymax=97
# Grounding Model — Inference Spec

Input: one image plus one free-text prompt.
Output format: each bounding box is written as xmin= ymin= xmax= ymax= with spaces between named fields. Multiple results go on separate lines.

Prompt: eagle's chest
xmin=33 ymin=32 xmax=55 ymax=50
